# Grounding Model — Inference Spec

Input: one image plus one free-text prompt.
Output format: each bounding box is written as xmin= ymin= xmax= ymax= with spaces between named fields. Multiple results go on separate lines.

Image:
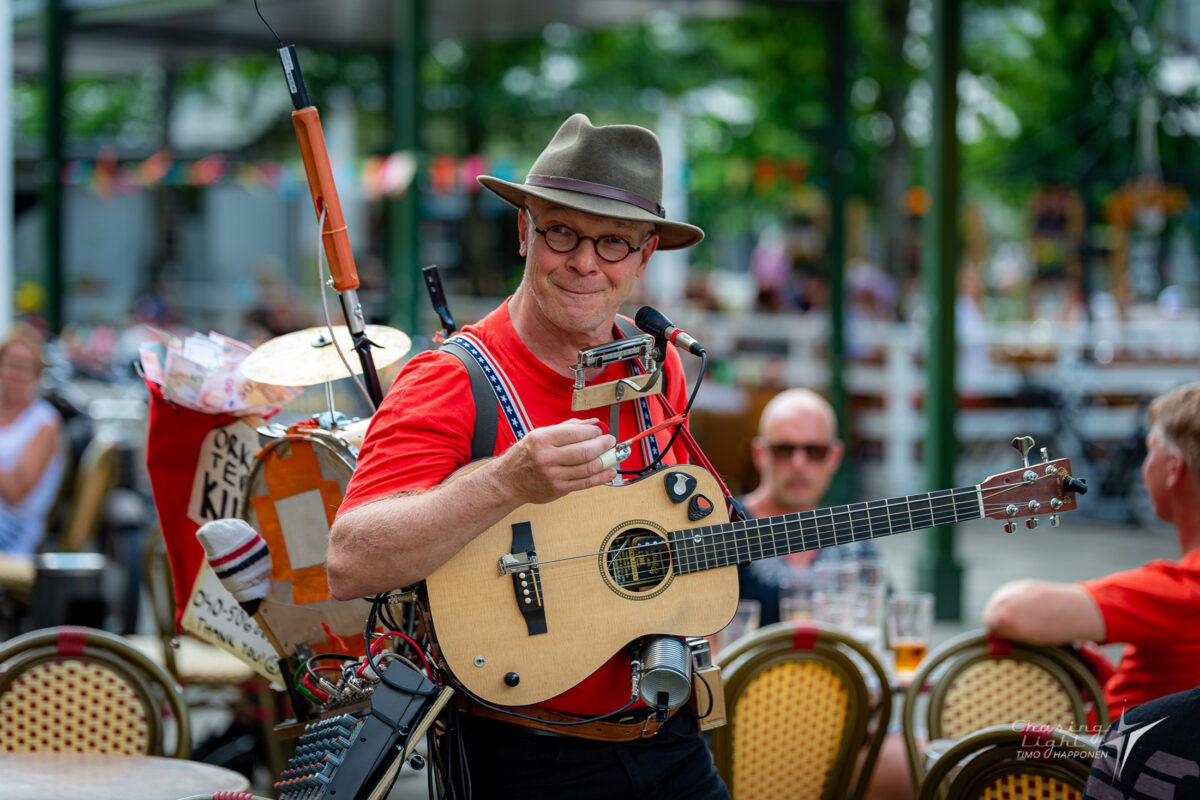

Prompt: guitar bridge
xmin=498 ymin=552 xmax=536 ymax=575
xmin=504 ymin=522 xmax=547 ymax=636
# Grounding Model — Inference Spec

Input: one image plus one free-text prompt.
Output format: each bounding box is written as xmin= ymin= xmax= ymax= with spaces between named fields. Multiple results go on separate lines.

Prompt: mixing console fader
xmin=276 ymin=666 xmax=447 ymax=800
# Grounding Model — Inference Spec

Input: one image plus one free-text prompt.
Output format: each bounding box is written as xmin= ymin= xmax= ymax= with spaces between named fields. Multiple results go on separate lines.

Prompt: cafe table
xmin=0 ymin=751 xmax=252 ymax=800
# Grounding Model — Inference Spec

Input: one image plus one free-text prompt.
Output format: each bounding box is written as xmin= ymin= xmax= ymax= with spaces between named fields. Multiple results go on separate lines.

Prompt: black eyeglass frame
xmin=523 ymin=206 xmax=654 ymax=263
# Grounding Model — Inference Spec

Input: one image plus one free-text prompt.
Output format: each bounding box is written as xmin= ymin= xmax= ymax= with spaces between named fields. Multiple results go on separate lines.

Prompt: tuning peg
xmin=1011 ymin=436 xmax=1036 ymax=467
xmin=1049 ymin=514 xmax=1060 ymax=527
xmin=1025 ymin=518 xmax=1039 ymax=530
xmin=1003 ymin=521 xmax=1017 ymax=533
xmin=1040 ymin=446 xmax=1049 ymax=463
xmin=1063 ymin=476 xmax=1088 ymax=495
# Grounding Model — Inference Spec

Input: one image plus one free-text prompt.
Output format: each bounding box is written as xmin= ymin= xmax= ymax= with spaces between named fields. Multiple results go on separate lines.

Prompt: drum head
xmin=241 ymin=429 xmax=355 ymax=608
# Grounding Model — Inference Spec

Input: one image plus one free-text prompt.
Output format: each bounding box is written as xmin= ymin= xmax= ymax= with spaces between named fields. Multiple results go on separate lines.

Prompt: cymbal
xmin=240 ymin=325 xmax=412 ymax=387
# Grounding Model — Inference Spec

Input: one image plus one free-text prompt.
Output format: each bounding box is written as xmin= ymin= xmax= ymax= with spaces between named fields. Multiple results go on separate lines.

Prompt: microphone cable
xmin=617 ymin=348 xmax=707 ymax=478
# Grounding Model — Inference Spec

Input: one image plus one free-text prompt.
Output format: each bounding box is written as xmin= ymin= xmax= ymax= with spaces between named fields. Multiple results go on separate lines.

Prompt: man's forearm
xmin=982 ymin=579 xmax=1107 ymax=645
xmin=327 ymin=461 xmax=520 ymax=599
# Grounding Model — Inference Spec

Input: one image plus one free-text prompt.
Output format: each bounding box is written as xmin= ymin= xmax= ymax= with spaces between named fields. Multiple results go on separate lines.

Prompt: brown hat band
xmin=525 ymin=174 xmax=665 ymax=218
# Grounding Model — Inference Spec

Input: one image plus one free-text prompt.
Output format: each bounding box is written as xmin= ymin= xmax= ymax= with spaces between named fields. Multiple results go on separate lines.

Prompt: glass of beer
xmin=887 ymin=591 xmax=933 ymax=680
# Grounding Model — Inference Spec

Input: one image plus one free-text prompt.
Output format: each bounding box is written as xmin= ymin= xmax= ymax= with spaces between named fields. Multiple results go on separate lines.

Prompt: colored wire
xmin=253 ymin=0 xmax=283 ymax=46
xmin=618 ymin=350 xmax=707 ymax=476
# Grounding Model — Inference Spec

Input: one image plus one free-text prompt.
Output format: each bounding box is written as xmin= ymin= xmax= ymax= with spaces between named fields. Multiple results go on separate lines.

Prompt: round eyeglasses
xmin=524 ymin=207 xmax=652 ymax=263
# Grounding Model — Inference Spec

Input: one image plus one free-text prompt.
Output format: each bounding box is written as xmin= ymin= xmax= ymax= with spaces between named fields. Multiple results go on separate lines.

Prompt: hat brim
xmin=477 ymin=175 xmax=704 ymax=250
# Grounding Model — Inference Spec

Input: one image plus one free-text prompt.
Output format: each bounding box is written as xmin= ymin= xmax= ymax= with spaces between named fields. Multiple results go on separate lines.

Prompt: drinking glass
xmin=887 ymin=591 xmax=934 ymax=679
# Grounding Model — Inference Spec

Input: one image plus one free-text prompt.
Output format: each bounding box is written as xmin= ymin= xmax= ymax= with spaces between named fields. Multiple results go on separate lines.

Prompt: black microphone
xmin=635 ymin=306 xmax=705 ymax=356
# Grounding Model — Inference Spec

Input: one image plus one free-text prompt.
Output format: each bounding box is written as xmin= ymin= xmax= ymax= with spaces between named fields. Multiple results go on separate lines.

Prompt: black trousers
xmin=458 ymin=711 xmax=730 ymax=800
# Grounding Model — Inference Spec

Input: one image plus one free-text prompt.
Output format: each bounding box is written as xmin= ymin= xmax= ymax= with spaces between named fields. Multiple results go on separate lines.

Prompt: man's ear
xmin=1166 ymin=449 xmax=1188 ymax=490
xmin=828 ymin=439 xmax=845 ymax=473
xmin=517 ymin=208 xmax=530 ymax=255
xmin=750 ymin=436 xmax=768 ymax=474
xmin=634 ymin=233 xmax=659 ymax=279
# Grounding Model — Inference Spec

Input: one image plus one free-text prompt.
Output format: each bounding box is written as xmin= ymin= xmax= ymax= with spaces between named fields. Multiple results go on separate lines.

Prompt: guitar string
xmin=527 ymin=478 xmax=1056 ymax=576
xmin=522 ymin=472 xmax=1069 ymax=575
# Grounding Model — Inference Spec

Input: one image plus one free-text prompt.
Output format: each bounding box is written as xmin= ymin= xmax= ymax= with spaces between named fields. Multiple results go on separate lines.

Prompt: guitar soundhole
xmin=605 ymin=528 xmax=671 ymax=593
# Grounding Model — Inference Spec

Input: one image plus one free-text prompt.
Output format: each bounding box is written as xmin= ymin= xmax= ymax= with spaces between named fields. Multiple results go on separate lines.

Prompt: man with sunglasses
xmin=739 ymin=388 xmax=881 ymax=625
xmin=328 ymin=114 xmax=728 ymax=799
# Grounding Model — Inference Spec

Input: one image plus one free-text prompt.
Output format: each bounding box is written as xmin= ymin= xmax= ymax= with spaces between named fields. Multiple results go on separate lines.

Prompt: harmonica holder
xmin=571 ymin=334 xmax=657 ymax=389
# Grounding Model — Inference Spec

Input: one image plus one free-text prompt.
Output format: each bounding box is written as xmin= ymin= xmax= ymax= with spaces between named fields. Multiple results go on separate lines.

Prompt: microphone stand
xmin=277 ymin=44 xmax=384 ymax=410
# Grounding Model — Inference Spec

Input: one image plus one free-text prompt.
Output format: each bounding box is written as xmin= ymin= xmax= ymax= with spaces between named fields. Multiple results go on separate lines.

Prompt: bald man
xmin=739 ymin=388 xmax=879 ymax=624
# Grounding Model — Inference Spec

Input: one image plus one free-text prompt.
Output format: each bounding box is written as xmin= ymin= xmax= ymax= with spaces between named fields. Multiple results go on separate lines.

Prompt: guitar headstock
xmin=979 ymin=450 xmax=1085 ymax=532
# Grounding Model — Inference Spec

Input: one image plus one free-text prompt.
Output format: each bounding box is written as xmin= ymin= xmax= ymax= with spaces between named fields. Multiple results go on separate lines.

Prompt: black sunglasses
xmin=766 ymin=441 xmax=833 ymax=461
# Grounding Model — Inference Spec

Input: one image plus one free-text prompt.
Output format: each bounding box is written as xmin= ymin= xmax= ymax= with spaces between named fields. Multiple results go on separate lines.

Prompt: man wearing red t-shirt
xmin=983 ymin=383 xmax=1200 ymax=714
xmin=328 ymin=114 xmax=729 ymax=800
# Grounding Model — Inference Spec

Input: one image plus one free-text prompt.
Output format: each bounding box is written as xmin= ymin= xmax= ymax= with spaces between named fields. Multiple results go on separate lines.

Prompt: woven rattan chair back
xmin=712 ymin=621 xmax=892 ymax=800
xmin=0 ymin=626 xmax=191 ymax=757
xmin=916 ymin=723 xmax=1095 ymax=800
xmin=902 ymin=631 xmax=1109 ymax=792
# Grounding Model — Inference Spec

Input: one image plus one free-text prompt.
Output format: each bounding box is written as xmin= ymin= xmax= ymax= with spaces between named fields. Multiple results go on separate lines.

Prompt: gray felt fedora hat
xmin=477 ymin=113 xmax=704 ymax=250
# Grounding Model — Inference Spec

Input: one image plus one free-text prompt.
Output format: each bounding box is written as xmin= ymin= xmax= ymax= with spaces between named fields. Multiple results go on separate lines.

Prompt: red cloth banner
xmin=144 ymin=380 xmax=247 ymax=631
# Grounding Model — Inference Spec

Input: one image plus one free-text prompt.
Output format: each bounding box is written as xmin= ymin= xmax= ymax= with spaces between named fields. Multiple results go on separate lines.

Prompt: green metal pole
xmin=41 ymin=0 xmax=65 ymax=333
xmin=916 ymin=0 xmax=963 ymax=621
xmin=387 ymin=0 xmax=423 ymax=335
xmin=826 ymin=0 xmax=851 ymax=505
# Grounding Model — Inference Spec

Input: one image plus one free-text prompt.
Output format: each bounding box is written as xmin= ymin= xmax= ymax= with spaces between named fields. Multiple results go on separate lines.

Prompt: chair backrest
xmin=60 ymin=435 xmax=121 ymax=552
xmin=142 ymin=531 xmax=180 ymax=676
xmin=917 ymin=723 xmax=1095 ymax=800
xmin=0 ymin=625 xmax=191 ymax=757
xmin=902 ymin=630 xmax=1109 ymax=790
xmin=711 ymin=621 xmax=892 ymax=800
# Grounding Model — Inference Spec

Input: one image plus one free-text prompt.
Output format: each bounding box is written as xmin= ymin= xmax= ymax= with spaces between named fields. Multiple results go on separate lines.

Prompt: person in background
xmin=1083 ymin=686 xmax=1200 ymax=799
xmin=0 ymin=324 xmax=65 ymax=555
xmin=738 ymin=387 xmax=879 ymax=625
xmin=984 ymin=382 xmax=1200 ymax=715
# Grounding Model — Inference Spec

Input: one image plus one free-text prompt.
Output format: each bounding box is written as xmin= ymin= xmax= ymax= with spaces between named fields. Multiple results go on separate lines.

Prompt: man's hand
xmin=491 ymin=418 xmax=618 ymax=505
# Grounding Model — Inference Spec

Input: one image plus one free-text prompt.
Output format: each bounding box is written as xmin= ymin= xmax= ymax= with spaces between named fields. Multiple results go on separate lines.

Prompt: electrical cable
xmin=452 ymin=678 xmax=639 ymax=728
xmin=618 ymin=350 xmax=707 ymax=477
xmin=315 ymin=205 xmax=376 ymax=411
xmin=253 ymin=0 xmax=283 ymax=46
xmin=363 ymin=594 xmax=441 ymax=697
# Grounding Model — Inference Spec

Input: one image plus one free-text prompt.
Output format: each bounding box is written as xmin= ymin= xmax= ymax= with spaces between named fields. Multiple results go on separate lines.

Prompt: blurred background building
xmin=5 ymin=0 xmax=1200 ymax=616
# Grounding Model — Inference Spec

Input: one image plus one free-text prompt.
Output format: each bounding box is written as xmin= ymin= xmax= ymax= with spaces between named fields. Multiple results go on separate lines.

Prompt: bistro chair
xmin=0 ymin=625 xmax=191 ymax=757
xmin=127 ymin=532 xmax=286 ymax=775
xmin=917 ymin=723 xmax=1095 ymax=800
xmin=711 ymin=621 xmax=892 ymax=800
xmin=58 ymin=434 xmax=122 ymax=553
xmin=901 ymin=630 xmax=1109 ymax=794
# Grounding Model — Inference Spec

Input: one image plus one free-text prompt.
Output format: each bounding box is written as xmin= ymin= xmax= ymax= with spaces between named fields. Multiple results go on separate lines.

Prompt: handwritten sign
xmin=181 ymin=565 xmax=283 ymax=685
xmin=187 ymin=419 xmax=259 ymax=525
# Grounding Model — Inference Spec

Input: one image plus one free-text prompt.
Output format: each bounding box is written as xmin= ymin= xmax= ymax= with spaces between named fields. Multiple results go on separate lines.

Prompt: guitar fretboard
xmin=668 ymin=486 xmax=981 ymax=575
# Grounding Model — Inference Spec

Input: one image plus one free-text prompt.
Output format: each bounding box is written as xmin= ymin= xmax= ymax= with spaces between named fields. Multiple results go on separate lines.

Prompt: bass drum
xmin=239 ymin=421 xmax=364 ymax=608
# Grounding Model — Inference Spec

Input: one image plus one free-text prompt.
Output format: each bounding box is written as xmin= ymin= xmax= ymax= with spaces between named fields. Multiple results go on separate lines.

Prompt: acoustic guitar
xmin=424 ymin=459 xmax=1082 ymax=706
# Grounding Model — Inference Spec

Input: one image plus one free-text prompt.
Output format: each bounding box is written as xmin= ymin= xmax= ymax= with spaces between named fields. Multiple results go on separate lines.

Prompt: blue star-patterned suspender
xmin=441 ymin=320 xmax=661 ymax=462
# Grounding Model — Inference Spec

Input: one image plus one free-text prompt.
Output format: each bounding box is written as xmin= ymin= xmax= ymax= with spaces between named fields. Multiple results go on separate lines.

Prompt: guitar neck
xmin=670 ymin=486 xmax=983 ymax=574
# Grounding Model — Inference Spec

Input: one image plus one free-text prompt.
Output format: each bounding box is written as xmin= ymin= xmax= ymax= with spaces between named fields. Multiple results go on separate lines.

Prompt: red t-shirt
xmin=1080 ymin=548 xmax=1200 ymax=712
xmin=339 ymin=299 xmax=691 ymax=714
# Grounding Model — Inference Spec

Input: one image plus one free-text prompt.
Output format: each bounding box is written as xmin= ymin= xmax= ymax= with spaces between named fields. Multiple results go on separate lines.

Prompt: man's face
xmin=752 ymin=405 xmax=843 ymax=511
xmin=517 ymin=199 xmax=657 ymax=340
